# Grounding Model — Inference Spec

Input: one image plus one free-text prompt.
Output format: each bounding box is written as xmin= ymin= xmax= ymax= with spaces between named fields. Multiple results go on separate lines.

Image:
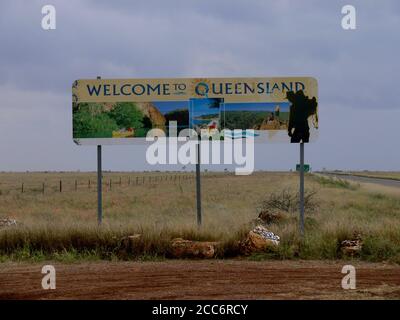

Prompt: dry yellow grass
xmin=0 ymin=171 xmax=400 ymax=262
xmin=0 ymin=171 xmax=297 ymax=230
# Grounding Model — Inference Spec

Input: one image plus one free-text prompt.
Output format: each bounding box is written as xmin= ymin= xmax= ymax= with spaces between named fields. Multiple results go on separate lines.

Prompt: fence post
xmin=59 ymin=180 xmax=62 ymax=192
xmin=75 ymin=180 xmax=78 ymax=191
xmin=42 ymin=182 xmax=45 ymax=194
xmin=21 ymin=183 xmax=24 ymax=193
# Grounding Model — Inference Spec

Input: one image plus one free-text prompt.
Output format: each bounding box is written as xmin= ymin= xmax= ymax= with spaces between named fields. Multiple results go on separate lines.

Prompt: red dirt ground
xmin=1 ymin=260 xmax=399 ymax=300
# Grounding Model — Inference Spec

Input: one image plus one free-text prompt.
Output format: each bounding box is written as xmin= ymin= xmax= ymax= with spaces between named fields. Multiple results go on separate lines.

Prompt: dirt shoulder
xmin=1 ymin=260 xmax=400 ymax=300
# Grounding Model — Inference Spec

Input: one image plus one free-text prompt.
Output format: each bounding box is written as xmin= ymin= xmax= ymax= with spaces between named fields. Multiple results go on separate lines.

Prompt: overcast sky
xmin=0 ymin=0 xmax=399 ymax=172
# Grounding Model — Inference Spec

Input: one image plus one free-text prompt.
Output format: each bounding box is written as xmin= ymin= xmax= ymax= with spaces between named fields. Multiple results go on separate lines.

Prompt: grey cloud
xmin=0 ymin=0 xmax=399 ymax=171
xmin=0 ymin=0 xmax=399 ymax=110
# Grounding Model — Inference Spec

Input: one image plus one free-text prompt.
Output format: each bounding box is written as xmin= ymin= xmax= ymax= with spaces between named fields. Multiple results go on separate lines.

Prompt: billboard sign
xmin=72 ymin=77 xmax=318 ymax=145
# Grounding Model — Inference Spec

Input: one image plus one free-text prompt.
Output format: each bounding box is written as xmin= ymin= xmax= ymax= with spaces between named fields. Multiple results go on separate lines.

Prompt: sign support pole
xmin=195 ymin=138 xmax=202 ymax=227
xmin=299 ymin=142 xmax=305 ymax=237
xmin=97 ymin=144 xmax=103 ymax=225
xmin=95 ymin=76 xmax=103 ymax=226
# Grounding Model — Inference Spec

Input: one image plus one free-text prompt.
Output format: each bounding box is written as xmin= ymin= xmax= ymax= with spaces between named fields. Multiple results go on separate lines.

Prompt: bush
xmin=259 ymin=187 xmax=318 ymax=214
xmin=361 ymin=236 xmax=400 ymax=261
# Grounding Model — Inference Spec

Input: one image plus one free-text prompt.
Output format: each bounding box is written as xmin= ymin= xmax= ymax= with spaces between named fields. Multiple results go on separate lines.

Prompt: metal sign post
xmin=299 ymin=142 xmax=305 ymax=237
xmin=97 ymin=145 xmax=103 ymax=225
xmin=195 ymin=137 xmax=202 ymax=227
xmin=96 ymin=76 xmax=103 ymax=226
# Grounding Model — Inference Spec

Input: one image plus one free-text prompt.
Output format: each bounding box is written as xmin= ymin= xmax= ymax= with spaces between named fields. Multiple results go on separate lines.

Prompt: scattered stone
xmin=0 ymin=218 xmax=17 ymax=228
xmin=240 ymin=225 xmax=280 ymax=255
xmin=340 ymin=233 xmax=363 ymax=256
xmin=169 ymin=238 xmax=219 ymax=259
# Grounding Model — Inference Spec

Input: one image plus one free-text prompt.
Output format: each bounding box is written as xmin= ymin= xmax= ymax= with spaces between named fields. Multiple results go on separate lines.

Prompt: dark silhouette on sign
xmin=286 ymin=90 xmax=318 ymax=143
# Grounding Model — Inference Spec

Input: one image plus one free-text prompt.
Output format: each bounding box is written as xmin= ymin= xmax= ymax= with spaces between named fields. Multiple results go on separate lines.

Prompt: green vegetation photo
xmin=73 ymin=102 xmax=147 ymax=138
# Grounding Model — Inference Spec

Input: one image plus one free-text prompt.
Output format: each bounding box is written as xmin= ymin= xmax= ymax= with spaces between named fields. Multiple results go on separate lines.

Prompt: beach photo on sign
xmin=73 ymin=101 xmax=189 ymax=139
xmin=221 ymin=102 xmax=290 ymax=132
xmin=189 ymin=98 xmax=223 ymax=138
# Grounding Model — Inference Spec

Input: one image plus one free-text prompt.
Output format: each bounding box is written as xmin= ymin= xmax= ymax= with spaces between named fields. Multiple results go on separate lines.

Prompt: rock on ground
xmin=0 ymin=218 xmax=17 ymax=228
xmin=169 ymin=238 xmax=219 ymax=259
xmin=240 ymin=225 xmax=280 ymax=255
xmin=340 ymin=232 xmax=363 ymax=256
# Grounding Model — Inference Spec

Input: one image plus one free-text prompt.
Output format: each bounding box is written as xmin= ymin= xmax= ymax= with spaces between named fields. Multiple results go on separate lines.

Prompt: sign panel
xmin=296 ymin=164 xmax=311 ymax=172
xmin=72 ymin=77 xmax=318 ymax=145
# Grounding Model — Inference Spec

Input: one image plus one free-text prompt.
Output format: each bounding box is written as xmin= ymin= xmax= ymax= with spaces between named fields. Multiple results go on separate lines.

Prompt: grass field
xmin=0 ymin=171 xmax=400 ymax=263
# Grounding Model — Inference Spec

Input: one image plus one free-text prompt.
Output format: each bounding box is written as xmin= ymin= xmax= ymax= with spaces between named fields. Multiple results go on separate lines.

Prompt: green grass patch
xmin=313 ymin=175 xmax=359 ymax=190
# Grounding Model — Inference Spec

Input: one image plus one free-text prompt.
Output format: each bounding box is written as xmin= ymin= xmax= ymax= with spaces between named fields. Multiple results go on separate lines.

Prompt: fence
xmin=0 ymin=173 xmax=233 ymax=195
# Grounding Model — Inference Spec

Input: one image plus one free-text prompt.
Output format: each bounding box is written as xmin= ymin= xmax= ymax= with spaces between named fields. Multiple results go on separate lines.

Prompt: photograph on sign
xmin=72 ymin=77 xmax=318 ymax=145
xmin=72 ymin=101 xmax=189 ymax=139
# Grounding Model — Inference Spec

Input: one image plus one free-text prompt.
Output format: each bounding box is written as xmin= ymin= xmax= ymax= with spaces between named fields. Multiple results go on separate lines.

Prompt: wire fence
xmin=0 ymin=172 xmax=236 ymax=195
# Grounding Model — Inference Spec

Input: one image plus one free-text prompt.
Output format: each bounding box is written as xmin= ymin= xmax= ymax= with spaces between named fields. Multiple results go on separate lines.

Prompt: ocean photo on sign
xmin=189 ymin=98 xmax=223 ymax=133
